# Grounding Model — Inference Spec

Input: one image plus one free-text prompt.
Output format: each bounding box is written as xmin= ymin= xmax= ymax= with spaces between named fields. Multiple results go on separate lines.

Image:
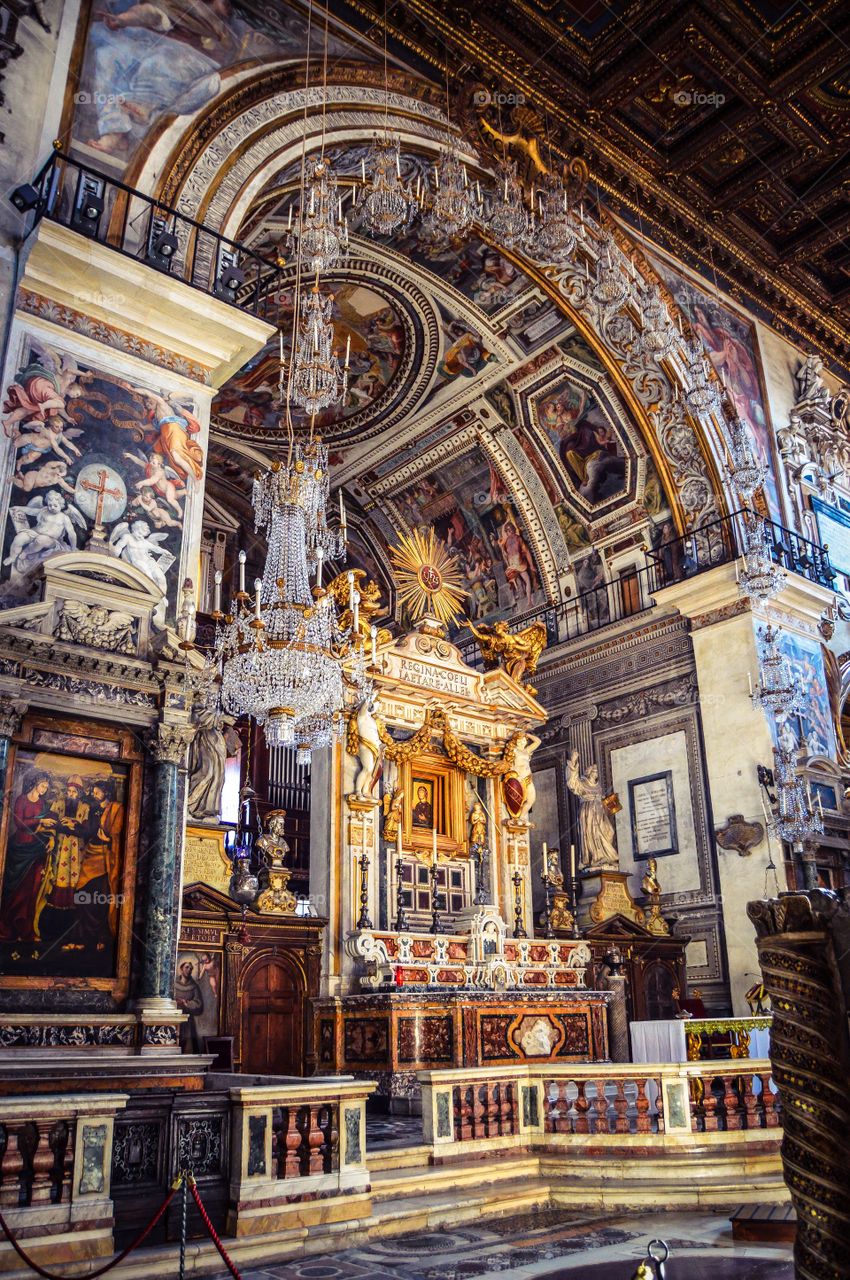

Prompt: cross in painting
xmin=82 ymin=467 xmax=122 ymax=545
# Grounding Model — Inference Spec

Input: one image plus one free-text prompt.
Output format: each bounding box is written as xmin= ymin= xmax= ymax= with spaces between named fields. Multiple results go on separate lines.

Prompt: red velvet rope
xmin=189 ymin=1180 xmax=242 ymax=1280
xmin=0 ymin=1184 xmax=176 ymax=1280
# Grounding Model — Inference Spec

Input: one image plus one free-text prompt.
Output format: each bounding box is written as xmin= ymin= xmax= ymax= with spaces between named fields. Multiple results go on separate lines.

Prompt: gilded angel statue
xmin=465 ymin=617 xmax=547 ymax=691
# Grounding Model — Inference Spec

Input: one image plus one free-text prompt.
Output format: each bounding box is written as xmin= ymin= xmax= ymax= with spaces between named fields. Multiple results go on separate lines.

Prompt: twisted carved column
xmin=748 ymin=893 xmax=850 ymax=1280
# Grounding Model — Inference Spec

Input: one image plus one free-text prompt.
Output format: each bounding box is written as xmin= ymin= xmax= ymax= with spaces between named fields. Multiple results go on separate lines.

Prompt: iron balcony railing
xmin=456 ymin=508 xmax=835 ymax=666
xmin=16 ymin=149 xmax=282 ymax=319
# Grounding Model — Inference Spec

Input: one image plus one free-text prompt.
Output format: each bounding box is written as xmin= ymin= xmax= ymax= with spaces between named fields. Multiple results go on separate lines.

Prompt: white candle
xmin=370 ymin=623 xmax=377 ymax=665
xmin=344 ymin=333 xmax=351 ymax=368
xmin=569 ymin=842 xmax=576 ymax=883
xmin=396 ymin=828 xmax=402 ymax=859
xmin=316 ymin=546 xmax=324 ymax=586
xmin=254 ymin=578 xmax=262 ymax=620
xmin=748 ymin=671 xmax=753 ymax=695
xmin=213 ymin=570 xmax=222 ymax=614
xmin=347 ymin=569 xmax=355 ymax=608
xmin=238 ymin=549 xmax=246 ymax=595
xmin=339 ymin=491 xmax=347 ymax=535
xmin=432 ymin=827 xmax=437 ymax=867
xmin=542 ymin=840 xmax=548 ymax=858
xmin=361 ymin=157 xmax=366 ymax=182
xmin=352 ymin=590 xmax=360 ymax=636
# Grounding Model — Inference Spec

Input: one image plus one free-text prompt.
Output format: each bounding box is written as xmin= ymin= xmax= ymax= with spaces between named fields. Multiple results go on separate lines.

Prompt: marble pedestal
xmin=577 ymin=870 xmax=645 ymax=931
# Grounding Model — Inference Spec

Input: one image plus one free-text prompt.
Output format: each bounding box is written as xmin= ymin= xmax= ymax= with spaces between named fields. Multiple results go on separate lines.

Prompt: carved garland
xmin=347 ymin=707 xmax=521 ymax=777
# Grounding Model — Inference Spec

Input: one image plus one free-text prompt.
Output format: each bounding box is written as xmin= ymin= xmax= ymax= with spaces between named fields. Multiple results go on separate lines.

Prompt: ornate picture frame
xmin=402 ymin=755 xmax=466 ymax=859
xmin=628 ymin=769 xmax=679 ymax=860
xmin=0 ymin=713 xmax=143 ymax=998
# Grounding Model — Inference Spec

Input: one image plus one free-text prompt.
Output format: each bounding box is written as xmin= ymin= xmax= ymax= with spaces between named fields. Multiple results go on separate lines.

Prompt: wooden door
xmin=240 ymin=955 xmax=302 ymax=1076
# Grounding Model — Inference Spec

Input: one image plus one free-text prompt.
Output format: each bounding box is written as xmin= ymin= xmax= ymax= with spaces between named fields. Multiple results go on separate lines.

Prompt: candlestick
xmin=512 ymin=870 xmax=527 ymax=939
xmin=213 ymin=570 xmax=222 ymax=615
xmin=356 ymin=819 xmax=372 ymax=931
xmin=394 ymin=833 xmax=409 ymax=933
xmin=238 ymin=549 xmax=246 ymax=596
xmin=428 ymin=861 xmax=444 ymax=935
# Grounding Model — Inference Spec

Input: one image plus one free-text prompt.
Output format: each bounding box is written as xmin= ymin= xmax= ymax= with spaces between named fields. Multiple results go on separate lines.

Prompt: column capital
xmin=148 ymin=720 xmax=195 ymax=765
xmin=0 ymin=694 xmax=28 ymax=739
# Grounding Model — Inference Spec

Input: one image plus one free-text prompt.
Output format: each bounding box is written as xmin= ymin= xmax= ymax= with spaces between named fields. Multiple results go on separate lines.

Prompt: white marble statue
xmin=352 ymin=694 xmax=381 ymax=799
xmin=795 ymin=353 xmax=830 ymax=407
xmin=566 ymin=749 xmax=619 ymax=870
xmin=109 ymin=519 xmax=175 ymax=626
xmin=512 ymin=731 xmax=540 ymax=818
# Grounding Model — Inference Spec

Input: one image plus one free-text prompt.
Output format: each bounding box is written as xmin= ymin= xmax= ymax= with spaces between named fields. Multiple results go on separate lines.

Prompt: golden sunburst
xmin=389 ymin=529 xmax=467 ymax=626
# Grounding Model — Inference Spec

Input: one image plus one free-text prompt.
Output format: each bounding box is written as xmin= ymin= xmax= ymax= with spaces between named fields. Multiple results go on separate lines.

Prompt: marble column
xmin=137 ymin=721 xmax=194 ymax=1034
xmin=603 ymin=972 xmax=630 ymax=1062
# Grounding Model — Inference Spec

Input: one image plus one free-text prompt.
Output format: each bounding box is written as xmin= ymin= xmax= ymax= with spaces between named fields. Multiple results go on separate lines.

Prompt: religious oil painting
xmin=410 ymin=779 xmax=435 ymax=829
xmin=0 ymin=747 xmax=130 ymax=979
xmin=0 ymin=334 xmax=202 ymax=622
xmin=534 ymin=377 xmax=628 ymax=507
xmin=71 ymin=3 xmax=359 ymax=167
xmin=175 ymin=949 xmax=222 ymax=1053
xmin=393 ymin=446 xmax=544 ymax=622
xmin=770 ymin=630 xmax=835 ymax=759
xmin=384 ymin=230 xmax=530 ymax=315
xmin=212 ymin=283 xmax=405 ymax=435
xmin=651 ymin=257 xmax=781 ymax=522
xmin=434 ymin=310 xmax=499 ymax=387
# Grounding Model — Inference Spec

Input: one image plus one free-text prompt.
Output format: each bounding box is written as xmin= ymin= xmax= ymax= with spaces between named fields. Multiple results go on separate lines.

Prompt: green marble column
xmin=139 ymin=722 xmax=194 ymax=1007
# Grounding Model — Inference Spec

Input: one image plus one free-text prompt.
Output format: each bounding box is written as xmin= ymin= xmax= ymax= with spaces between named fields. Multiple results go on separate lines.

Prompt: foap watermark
xmin=73 ymin=91 xmax=127 ymax=107
xmin=473 ymin=89 xmax=526 ymax=108
xmin=74 ymin=890 xmax=125 ymax=906
xmin=672 ymin=88 xmax=725 ymax=108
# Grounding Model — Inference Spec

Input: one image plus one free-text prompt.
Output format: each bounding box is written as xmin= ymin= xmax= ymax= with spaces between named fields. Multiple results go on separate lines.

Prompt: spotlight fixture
xmin=71 ymin=182 xmax=104 ymax=237
xmin=214 ymin=263 xmax=245 ymax=301
xmin=10 ymin=183 xmax=41 ymax=213
xmin=147 ymin=226 xmax=179 ymax=270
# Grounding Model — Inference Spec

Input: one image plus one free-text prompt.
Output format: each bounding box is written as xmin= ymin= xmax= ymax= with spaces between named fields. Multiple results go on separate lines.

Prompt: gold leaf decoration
xmin=389 ymin=529 xmax=466 ymax=626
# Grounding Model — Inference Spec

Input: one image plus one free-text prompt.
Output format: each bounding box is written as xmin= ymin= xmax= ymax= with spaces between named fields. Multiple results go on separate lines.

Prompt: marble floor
xmin=208 ymin=1209 xmax=794 ymax=1280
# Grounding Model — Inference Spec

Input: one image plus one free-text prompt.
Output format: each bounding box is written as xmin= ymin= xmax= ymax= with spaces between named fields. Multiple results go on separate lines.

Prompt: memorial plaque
xmin=628 ymin=771 xmax=678 ymax=859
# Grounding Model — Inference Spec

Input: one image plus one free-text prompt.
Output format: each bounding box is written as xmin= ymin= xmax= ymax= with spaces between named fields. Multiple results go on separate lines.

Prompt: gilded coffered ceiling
xmin=330 ymin=0 xmax=850 ymax=369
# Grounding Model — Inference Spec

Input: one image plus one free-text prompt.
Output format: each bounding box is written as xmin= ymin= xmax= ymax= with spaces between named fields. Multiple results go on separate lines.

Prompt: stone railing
xmin=0 ymin=1093 xmax=127 ymax=1273
xmin=218 ymin=1076 xmax=374 ymax=1239
xmin=420 ymin=1061 xmax=780 ymax=1153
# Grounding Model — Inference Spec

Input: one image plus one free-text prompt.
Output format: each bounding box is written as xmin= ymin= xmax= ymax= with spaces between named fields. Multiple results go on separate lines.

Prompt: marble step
xmin=369 ymin=1175 xmax=551 ymax=1236
xmin=370 ymin=1154 xmax=542 ymax=1202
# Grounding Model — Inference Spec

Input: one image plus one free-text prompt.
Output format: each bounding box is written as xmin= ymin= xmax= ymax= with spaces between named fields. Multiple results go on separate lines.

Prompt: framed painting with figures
xmin=0 ymin=713 xmax=142 ymax=996
xmin=402 ymin=758 xmax=466 ymax=859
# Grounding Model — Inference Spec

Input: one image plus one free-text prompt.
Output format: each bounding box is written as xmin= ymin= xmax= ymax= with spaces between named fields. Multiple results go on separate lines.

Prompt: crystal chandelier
xmin=485 ymin=159 xmax=529 ymax=250
xmin=725 ymin=414 xmax=767 ymax=501
xmin=357 ymin=133 xmax=418 ymax=236
xmin=768 ymin=747 xmax=824 ymax=846
xmin=291 ymin=285 xmax=348 ymax=415
xmin=286 ymin=155 xmax=349 ymax=275
xmin=528 ymin=170 xmax=576 ymax=265
xmin=684 ymin=347 xmax=720 ymax=414
xmin=738 ymin=512 xmax=786 ymax=601
xmin=422 ymin=137 xmax=481 ymax=240
xmin=638 ymin=286 xmax=678 ymax=361
xmin=214 ymin=445 xmax=367 ymax=763
xmin=751 ymin=623 xmax=802 ymax=717
xmin=590 ymin=238 xmax=629 ymax=312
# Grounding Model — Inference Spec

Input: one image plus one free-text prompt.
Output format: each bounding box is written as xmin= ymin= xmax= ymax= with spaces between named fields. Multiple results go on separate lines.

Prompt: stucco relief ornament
xmin=148 ymin=721 xmax=195 ymax=766
xmin=566 ymin=749 xmax=619 ymax=870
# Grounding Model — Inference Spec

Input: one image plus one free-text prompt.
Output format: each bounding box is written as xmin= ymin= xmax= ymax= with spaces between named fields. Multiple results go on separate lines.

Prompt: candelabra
xmin=422 ymin=137 xmax=481 ymax=240
xmin=291 ymin=286 xmax=349 ymax=416
xmin=485 ymin=158 xmax=529 ymax=250
xmin=429 ymin=862 xmax=444 ymax=935
xmin=737 ymin=512 xmax=786 ymax=602
xmin=284 ymin=155 xmax=349 ymax=275
xmin=750 ymin=623 xmax=802 ymax=717
xmin=638 ymin=286 xmax=678 ymax=361
xmin=512 ymin=869 xmax=528 ymax=939
xmin=527 ymin=170 xmax=576 ymax=265
xmin=590 ymin=240 xmax=629 ymax=312
xmin=766 ymin=747 xmax=824 ymax=890
xmin=393 ymin=850 xmax=410 ymax=932
xmin=357 ymin=133 xmax=418 ymax=237
xmin=356 ymin=847 xmax=373 ymax=930
xmin=726 ymin=414 xmax=767 ymax=501
xmin=684 ymin=347 xmax=720 ymax=414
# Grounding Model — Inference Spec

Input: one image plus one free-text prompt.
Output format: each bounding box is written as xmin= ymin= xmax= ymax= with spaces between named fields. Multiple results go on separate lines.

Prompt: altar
xmin=310 ymin=552 xmax=610 ymax=1112
xmin=630 ymin=1017 xmax=771 ymax=1063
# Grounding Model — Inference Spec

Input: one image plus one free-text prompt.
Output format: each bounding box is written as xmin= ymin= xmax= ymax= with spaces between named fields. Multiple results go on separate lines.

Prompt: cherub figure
xmin=109 ymin=519 xmax=174 ymax=625
xmin=129 ymin=486 xmax=181 ymax=529
xmin=11 ymin=415 xmax=84 ymax=464
xmin=123 ymin=448 xmax=185 ymax=515
xmin=4 ymin=490 xmax=86 ymax=575
xmin=13 ymin=458 xmax=76 ymax=495
xmin=116 ymin=384 xmax=203 ymax=483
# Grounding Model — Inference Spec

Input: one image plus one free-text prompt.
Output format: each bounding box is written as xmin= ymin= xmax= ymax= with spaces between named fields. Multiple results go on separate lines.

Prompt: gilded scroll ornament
xmin=347 ymin=705 xmax=522 ymax=778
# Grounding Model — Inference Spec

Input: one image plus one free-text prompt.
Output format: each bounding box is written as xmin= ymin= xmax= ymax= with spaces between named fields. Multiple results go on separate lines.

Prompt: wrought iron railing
xmin=17 ymin=148 xmax=282 ymax=319
xmin=456 ymin=508 xmax=835 ymax=664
